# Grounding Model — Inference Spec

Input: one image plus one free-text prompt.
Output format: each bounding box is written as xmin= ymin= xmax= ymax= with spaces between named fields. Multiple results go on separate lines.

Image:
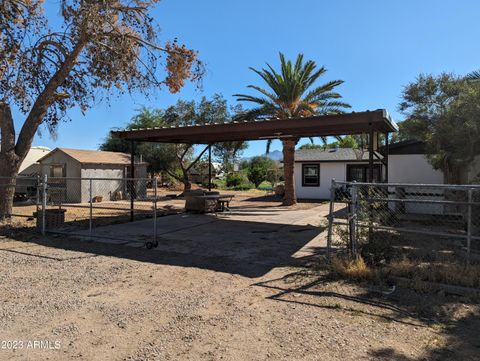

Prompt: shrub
xmin=331 ymin=255 xmax=372 ymax=281
xmin=226 ymin=172 xmax=247 ymax=187
xmin=246 ymin=156 xmax=277 ymax=188
xmin=232 ymin=182 xmax=254 ymax=190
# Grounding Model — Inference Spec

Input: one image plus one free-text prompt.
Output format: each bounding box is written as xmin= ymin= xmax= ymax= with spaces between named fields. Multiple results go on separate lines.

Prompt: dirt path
xmin=1 ymin=231 xmax=479 ymax=361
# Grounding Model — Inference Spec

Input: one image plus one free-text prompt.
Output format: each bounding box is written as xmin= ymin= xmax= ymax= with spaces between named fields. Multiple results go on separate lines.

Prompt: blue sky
xmin=17 ymin=0 xmax=480 ymax=157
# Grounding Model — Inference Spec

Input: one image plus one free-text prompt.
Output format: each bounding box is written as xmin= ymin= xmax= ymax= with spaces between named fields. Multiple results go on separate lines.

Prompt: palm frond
xmin=466 ymin=70 xmax=480 ymax=81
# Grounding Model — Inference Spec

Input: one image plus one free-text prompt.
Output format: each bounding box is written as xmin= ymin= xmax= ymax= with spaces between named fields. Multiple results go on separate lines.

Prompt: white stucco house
xmin=38 ymin=148 xmax=147 ymax=203
xmin=294 ymin=140 xmax=445 ymax=200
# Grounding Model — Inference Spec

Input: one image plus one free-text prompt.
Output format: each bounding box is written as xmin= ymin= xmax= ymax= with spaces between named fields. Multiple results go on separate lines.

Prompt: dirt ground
xmin=1 ymin=193 xmax=479 ymax=361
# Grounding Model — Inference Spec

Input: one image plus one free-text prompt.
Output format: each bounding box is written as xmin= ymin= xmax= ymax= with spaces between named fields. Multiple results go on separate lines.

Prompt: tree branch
xmin=185 ymin=145 xmax=210 ymax=172
xmin=15 ymin=36 xmax=88 ymax=160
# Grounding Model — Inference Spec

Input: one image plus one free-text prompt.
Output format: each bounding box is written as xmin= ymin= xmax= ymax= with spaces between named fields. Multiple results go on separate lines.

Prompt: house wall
xmin=295 ymin=162 xmax=348 ymax=200
xmin=39 ymin=152 xmax=81 ymax=203
xmin=81 ymin=166 xmax=126 ymax=203
xmin=388 ymin=154 xmax=444 ymax=184
xmin=19 ymin=146 xmax=51 ymax=175
xmin=80 ymin=164 xmax=148 ymax=203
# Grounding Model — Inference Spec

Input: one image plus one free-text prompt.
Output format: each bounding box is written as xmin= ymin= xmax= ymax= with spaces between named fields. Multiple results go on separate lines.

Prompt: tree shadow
xmin=253 ymin=269 xmax=480 ymax=360
xmin=0 ymin=214 xmax=326 ymax=278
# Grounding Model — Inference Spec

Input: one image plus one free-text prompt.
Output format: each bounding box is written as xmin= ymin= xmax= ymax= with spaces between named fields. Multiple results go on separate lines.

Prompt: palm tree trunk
xmin=282 ymin=138 xmax=298 ymax=206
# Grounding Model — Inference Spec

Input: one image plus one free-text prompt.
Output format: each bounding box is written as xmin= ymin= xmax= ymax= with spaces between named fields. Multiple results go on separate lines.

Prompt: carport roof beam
xmin=111 ymin=109 xmax=398 ymax=144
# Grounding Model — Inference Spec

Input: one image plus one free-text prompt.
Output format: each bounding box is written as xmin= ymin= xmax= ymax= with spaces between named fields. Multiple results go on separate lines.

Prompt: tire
xmin=145 ymin=242 xmax=154 ymax=250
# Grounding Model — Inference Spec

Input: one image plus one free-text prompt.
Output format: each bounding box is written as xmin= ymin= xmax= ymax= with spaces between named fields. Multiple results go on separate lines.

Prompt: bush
xmin=232 ymin=182 xmax=254 ymax=190
xmin=331 ymin=255 xmax=372 ymax=281
xmin=226 ymin=172 xmax=247 ymax=187
xmin=247 ymin=156 xmax=277 ymax=188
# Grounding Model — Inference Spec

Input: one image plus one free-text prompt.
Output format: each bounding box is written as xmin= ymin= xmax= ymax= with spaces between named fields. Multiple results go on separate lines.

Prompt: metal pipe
xmin=467 ymin=188 xmax=473 ymax=264
xmin=130 ymin=140 xmax=135 ymax=221
xmin=208 ymin=144 xmax=212 ymax=191
xmin=89 ymin=178 xmax=93 ymax=238
xmin=42 ymin=174 xmax=47 ymax=236
xmin=385 ymin=132 xmax=389 ymax=183
xmin=326 ymin=178 xmax=336 ymax=259
xmin=153 ymin=177 xmax=157 ymax=243
xmin=368 ymin=123 xmax=374 ymax=182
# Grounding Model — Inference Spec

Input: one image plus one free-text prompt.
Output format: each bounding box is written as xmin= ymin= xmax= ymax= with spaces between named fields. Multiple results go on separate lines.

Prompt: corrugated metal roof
xmin=111 ymin=109 xmax=398 ymax=144
xmin=295 ymin=148 xmax=381 ymax=162
xmin=38 ymin=148 xmax=138 ymax=165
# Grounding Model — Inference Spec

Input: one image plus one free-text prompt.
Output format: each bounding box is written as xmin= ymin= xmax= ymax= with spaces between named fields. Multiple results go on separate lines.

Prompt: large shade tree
xmin=234 ymin=53 xmax=349 ymax=205
xmin=100 ymin=108 xmax=178 ymax=178
xmin=0 ymin=0 xmax=203 ymax=218
xmin=399 ymin=73 xmax=480 ymax=183
xmin=102 ymin=95 xmax=248 ymax=190
xmin=161 ymin=95 xmax=247 ymax=190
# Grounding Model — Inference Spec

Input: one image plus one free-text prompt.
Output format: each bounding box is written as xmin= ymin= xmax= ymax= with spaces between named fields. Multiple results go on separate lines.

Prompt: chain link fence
xmin=0 ymin=176 xmax=178 ymax=249
xmin=327 ymin=180 xmax=480 ymax=264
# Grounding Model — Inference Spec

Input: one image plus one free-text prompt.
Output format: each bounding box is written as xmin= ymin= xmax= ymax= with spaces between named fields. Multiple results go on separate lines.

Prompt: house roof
xmin=111 ymin=109 xmax=398 ymax=144
xmin=294 ymin=148 xmax=382 ymax=162
xmin=388 ymin=139 xmax=426 ymax=155
xmin=38 ymin=148 xmax=142 ymax=165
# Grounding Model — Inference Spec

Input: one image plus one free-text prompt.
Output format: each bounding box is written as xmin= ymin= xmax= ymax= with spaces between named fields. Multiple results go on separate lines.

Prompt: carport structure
xmin=112 ymin=109 xmax=397 ymax=203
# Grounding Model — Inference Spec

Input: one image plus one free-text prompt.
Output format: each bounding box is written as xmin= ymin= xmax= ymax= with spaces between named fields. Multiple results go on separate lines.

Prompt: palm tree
xmin=234 ymin=53 xmax=350 ymax=205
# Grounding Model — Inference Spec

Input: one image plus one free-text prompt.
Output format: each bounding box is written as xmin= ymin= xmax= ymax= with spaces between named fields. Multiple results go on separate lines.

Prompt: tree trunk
xmin=282 ymin=138 xmax=298 ymax=206
xmin=0 ymin=104 xmax=21 ymax=220
xmin=182 ymin=171 xmax=192 ymax=191
xmin=0 ymin=159 xmax=18 ymax=219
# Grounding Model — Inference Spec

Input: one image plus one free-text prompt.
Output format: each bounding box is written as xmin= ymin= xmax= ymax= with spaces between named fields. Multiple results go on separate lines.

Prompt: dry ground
xmin=1 ymin=192 xmax=479 ymax=361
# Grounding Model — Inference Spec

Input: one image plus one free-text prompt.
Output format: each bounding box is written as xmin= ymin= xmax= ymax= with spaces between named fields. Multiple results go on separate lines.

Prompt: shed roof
xmin=295 ymin=148 xmax=381 ymax=162
xmin=111 ymin=109 xmax=397 ymax=144
xmin=38 ymin=148 xmax=141 ymax=165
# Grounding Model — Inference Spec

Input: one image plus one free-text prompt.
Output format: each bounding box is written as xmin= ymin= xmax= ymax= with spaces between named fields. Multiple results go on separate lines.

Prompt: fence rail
xmin=327 ymin=180 xmax=480 ymax=264
xmin=0 ymin=175 xmax=169 ymax=249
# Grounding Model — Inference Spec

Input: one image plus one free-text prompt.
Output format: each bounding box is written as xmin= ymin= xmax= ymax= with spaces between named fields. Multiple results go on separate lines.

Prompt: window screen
xmin=302 ymin=164 xmax=320 ymax=186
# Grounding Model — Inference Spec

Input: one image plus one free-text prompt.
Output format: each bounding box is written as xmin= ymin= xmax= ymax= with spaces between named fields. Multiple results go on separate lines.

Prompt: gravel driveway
xmin=1 ymin=208 xmax=479 ymax=360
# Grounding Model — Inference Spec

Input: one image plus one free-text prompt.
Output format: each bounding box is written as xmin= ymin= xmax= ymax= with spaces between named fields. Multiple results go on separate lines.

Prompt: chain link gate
xmin=327 ymin=180 xmax=480 ymax=264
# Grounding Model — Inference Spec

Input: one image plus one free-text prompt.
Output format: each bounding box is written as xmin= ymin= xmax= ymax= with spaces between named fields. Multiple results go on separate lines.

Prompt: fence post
xmin=153 ymin=178 xmax=157 ymax=244
xmin=326 ymin=179 xmax=336 ymax=260
xmin=35 ymin=174 xmax=40 ymax=214
xmin=89 ymin=179 xmax=93 ymax=238
xmin=41 ymin=174 xmax=47 ymax=236
xmin=467 ymin=188 xmax=472 ymax=264
xmin=350 ymin=183 xmax=358 ymax=255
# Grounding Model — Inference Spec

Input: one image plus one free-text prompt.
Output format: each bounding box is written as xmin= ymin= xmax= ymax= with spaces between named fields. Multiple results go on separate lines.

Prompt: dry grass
xmin=330 ymin=255 xmax=373 ymax=281
xmin=387 ymin=256 xmax=480 ymax=289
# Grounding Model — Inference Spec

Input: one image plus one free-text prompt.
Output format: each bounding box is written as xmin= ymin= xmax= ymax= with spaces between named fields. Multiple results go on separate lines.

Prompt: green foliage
xmin=246 ymin=156 xmax=277 ymax=188
xmin=226 ymin=172 xmax=248 ymax=187
xmin=100 ymin=108 xmax=177 ymax=176
xmin=231 ymin=183 xmax=255 ymax=191
xmin=399 ymin=73 xmax=480 ymax=183
xmin=326 ymin=135 xmax=362 ymax=149
xmin=298 ymin=143 xmax=323 ymax=150
xmin=101 ymin=95 xmax=248 ymax=185
xmin=234 ymin=52 xmax=350 ymax=151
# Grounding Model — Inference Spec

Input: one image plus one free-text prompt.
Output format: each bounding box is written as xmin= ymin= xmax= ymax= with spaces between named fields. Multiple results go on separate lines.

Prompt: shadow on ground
xmin=253 ymin=269 xmax=480 ymax=360
xmin=0 ymin=213 xmax=326 ymax=278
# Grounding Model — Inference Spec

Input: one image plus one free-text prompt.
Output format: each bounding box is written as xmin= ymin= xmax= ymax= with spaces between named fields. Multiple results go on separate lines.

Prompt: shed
xmin=38 ymin=148 xmax=147 ymax=203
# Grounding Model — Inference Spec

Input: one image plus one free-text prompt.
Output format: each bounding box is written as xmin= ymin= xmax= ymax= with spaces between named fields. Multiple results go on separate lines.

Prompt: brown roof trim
xmin=111 ymin=109 xmax=397 ymax=144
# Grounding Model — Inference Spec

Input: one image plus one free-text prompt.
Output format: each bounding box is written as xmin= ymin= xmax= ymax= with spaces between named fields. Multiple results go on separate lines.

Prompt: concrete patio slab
xmin=74 ymin=204 xmax=330 ymax=277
